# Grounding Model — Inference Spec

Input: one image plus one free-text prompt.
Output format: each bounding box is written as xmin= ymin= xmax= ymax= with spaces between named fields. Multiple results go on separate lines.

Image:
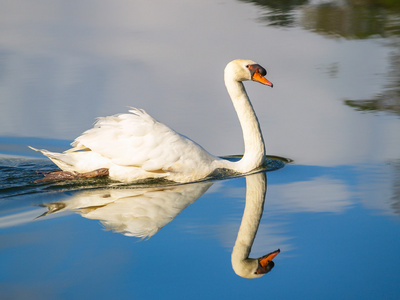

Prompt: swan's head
xmin=232 ymin=249 xmax=280 ymax=279
xmin=224 ymin=59 xmax=273 ymax=87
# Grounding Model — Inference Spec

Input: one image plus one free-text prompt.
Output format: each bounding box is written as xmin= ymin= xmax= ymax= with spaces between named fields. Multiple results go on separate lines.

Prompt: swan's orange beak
xmin=252 ymin=71 xmax=273 ymax=87
xmin=255 ymin=249 xmax=280 ymax=275
xmin=248 ymin=64 xmax=273 ymax=87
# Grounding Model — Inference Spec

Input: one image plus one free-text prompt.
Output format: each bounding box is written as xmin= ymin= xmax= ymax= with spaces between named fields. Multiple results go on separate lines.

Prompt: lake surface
xmin=1 ymin=0 xmax=400 ymax=299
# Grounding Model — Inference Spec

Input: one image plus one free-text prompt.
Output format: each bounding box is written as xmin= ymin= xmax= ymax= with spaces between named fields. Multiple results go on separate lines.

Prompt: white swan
xmin=30 ymin=59 xmax=273 ymax=183
xmin=232 ymin=172 xmax=280 ymax=279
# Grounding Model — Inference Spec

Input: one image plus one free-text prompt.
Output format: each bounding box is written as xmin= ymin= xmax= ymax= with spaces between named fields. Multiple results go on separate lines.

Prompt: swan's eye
xmin=246 ymin=65 xmax=250 ymax=68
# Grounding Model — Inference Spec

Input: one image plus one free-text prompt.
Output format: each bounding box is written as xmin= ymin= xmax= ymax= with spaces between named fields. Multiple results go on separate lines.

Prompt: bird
xmin=30 ymin=59 xmax=273 ymax=183
xmin=231 ymin=172 xmax=280 ymax=278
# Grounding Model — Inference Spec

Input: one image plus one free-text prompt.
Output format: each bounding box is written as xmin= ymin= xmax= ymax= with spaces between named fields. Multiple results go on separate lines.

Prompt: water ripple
xmin=0 ymin=155 xmax=290 ymax=199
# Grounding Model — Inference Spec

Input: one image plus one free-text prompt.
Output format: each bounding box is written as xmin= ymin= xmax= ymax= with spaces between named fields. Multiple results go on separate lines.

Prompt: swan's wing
xmin=69 ymin=108 xmax=206 ymax=171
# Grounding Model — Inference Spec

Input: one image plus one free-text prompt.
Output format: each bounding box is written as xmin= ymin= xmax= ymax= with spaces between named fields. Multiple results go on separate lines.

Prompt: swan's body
xmin=31 ymin=59 xmax=273 ymax=183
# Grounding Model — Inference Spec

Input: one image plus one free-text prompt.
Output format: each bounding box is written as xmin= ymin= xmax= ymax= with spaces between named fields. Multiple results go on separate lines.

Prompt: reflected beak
xmin=255 ymin=249 xmax=280 ymax=275
xmin=252 ymin=70 xmax=273 ymax=87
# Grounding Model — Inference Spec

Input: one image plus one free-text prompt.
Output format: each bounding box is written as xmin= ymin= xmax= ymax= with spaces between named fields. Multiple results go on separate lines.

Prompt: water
xmin=1 ymin=0 xmax=400 ymax=299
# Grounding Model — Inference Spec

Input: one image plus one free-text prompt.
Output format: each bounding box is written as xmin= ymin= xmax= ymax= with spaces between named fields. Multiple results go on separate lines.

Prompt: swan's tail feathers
xmin=64 ymin=144 xmax=89 ymax=153
xmin=28 ymin=146 xmax=74 ymax=171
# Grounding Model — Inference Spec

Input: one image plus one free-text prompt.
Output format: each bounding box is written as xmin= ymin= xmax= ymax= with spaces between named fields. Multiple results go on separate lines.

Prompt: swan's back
xmin=66 ymin=108 xmax=217 ymax=182
xmin=71 ymin=109 xmax=181 ymax=167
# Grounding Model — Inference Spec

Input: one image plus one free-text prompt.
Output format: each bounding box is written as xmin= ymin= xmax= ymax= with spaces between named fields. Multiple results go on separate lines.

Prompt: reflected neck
xmin=231 ymin=173 xmax=267 ymax=278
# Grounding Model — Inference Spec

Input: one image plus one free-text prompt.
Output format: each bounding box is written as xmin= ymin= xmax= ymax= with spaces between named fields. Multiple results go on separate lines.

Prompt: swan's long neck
xmin=231 ymin=173 xmax=266 ymax=278
xmin=224 ymin=78 xmax=265 ymax=172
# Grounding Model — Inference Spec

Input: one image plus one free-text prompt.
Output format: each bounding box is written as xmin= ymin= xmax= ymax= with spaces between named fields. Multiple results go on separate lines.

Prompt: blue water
xmin=1 ymin=0 xmax=400 ymax=299
xmin=1 ymin=156 xmax=399 ymax=299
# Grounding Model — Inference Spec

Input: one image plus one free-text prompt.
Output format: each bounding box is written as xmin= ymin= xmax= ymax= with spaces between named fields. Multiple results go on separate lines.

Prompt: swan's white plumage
xmin=73 ymin=108 xmax=214 ymax=170
xmin=31 ymin=59 xmax=272 ymax=183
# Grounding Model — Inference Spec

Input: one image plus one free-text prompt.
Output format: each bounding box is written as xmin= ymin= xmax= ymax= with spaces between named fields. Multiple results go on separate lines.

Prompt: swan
xmin=232 ymin=172 xmax=280 ymax=279
xmin=30 ymin=59 xmax=273 ymax=183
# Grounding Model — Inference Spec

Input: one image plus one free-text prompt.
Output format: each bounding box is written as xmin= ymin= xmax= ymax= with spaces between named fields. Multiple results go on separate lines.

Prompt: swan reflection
xmin=39 ymin=182 xmax=213 ymax=238
xmin=232 ymin=172 xmax=280 ymax=278
xmin=38 ymin=172 xmax=279 ymax=278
